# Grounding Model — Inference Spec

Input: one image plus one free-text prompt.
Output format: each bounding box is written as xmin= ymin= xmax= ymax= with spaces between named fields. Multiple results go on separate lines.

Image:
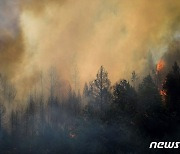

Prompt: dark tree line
xmin=0 ymin=63 xmax=180 ymax=153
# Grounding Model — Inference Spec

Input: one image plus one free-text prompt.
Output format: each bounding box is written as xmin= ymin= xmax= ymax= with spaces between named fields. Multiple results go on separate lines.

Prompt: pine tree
xmin=138 ymin=75 xmax=162 ymax=112
xmin=137 ymin=75 xmax=166 ymax=137
xmin=112 ymin=80 xmax=137 ymax=117
xmin=89 ymin=66 xmax=111 ymax=111
xmin=163 ymin=62 xmax=180 ymax=114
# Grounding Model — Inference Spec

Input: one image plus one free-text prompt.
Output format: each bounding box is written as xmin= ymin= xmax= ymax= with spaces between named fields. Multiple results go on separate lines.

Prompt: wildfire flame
xmin=160 ymin=90 xmax=167 ymax=96
xmin=160 ymin=89 xmax=167 ymax=104
xmin=156 ymin=60 xmax=165 ymax=72
xmin=159 ymin=79 xmax=167 ymax=104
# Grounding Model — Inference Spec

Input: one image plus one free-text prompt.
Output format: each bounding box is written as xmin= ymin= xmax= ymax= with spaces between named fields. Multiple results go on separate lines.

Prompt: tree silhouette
xmin=112 ymin=80 xmax=137 ymax=116
xmin=83 ymin=82 xmax=89 ymax=98
xmin=0 ymin=103 xmax=5 ymax=131
xmin=138 ymin=75 xmax=162 ymax=112
xmin=137 ymin=75 xmax=166 ymax=137
xmin=88 ymin=66 xmax=111 ymax=112
xmin=163 ymin=62 xmax=180 ymax=115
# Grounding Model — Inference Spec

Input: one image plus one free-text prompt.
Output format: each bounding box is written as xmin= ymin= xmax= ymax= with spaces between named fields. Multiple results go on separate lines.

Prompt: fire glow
xmin=160 ymin=90 xmax=167 ymax=96
xmin=157 ymin=60 xmax=165 ymax=72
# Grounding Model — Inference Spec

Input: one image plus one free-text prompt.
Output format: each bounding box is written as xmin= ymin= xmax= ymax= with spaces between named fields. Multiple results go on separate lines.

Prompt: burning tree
xmin=163 ymin=62 xmax=180 ymax=114
xmin=156 ymin=59 xmax=165 ymax=72
xmin=155 ymin=59 xmax=165 ymax=89
xmin=137 ymin=75 xmax=166 ymax=138
xmin=138 ymin=75 xmax=162 ymax=112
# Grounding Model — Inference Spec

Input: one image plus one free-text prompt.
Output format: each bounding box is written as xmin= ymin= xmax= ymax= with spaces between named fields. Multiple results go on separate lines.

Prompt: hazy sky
xmin=0 ymin=0 xmax=180 ymax=93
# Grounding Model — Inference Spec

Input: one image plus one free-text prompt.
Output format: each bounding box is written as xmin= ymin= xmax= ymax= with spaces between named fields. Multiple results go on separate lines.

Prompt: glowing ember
xmin=157 ymin=60 xmax=165 ymax=72
xmin=160 ymin=90 xmax=167 ymax=96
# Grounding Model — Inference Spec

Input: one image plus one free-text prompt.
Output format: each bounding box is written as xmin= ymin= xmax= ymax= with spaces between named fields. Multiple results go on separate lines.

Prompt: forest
xmin=0 ymin=59 xmax=179 ymax=153
xmin=1 ymin=0 xmax=180 ymax=153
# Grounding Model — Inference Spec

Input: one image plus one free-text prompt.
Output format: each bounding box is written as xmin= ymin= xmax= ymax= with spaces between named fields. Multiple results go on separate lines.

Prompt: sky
xmin=0 ymin=0 xmax=180 ymax=95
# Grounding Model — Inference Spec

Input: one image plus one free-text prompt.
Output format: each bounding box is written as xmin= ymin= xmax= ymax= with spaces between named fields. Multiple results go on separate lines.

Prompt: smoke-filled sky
xmin=1 ymin=0 xmax=180 ymax=94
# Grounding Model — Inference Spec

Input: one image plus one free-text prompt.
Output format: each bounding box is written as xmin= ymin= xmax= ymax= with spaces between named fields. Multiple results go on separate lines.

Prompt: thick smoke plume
xmin=162 ymin=39 xmax=180 ymax=71
xmin=1 ymin=0 xmax=180 ymax=96
xmin=0 ymin=0 xmax=24 ymax=78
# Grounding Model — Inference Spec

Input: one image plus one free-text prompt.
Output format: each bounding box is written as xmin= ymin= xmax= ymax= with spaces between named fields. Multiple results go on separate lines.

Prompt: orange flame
xmin=160 ymin=90 xmax=167 ymax=96
xmin=160 ymin=89 xmax=167 ymax=104
xmin=156 ymin=60 xmax=165 ymax=72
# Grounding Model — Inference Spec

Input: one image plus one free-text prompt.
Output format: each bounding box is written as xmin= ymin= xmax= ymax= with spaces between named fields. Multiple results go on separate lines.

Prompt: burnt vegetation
xmin=0 ymin=62 xmax=180 ymax=153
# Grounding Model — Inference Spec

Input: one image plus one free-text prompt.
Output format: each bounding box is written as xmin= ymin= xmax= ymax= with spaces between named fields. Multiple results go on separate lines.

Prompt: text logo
xmin=149 ymin=142 xmax=180 ymax=148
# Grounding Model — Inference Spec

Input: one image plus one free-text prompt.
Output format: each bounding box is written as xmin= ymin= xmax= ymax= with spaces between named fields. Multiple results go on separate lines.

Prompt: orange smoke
xmin=156 ymin=60 xmax=165 ymax=72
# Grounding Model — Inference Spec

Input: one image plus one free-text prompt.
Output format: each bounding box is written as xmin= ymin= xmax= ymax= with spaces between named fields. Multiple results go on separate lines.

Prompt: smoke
xmin=0 ymin=0 xmax=24 ymax=78
xmin=1 ymin=0 xmax=180 ymax=96
xmin=161 ymin=39 xmax=180 ymax=74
